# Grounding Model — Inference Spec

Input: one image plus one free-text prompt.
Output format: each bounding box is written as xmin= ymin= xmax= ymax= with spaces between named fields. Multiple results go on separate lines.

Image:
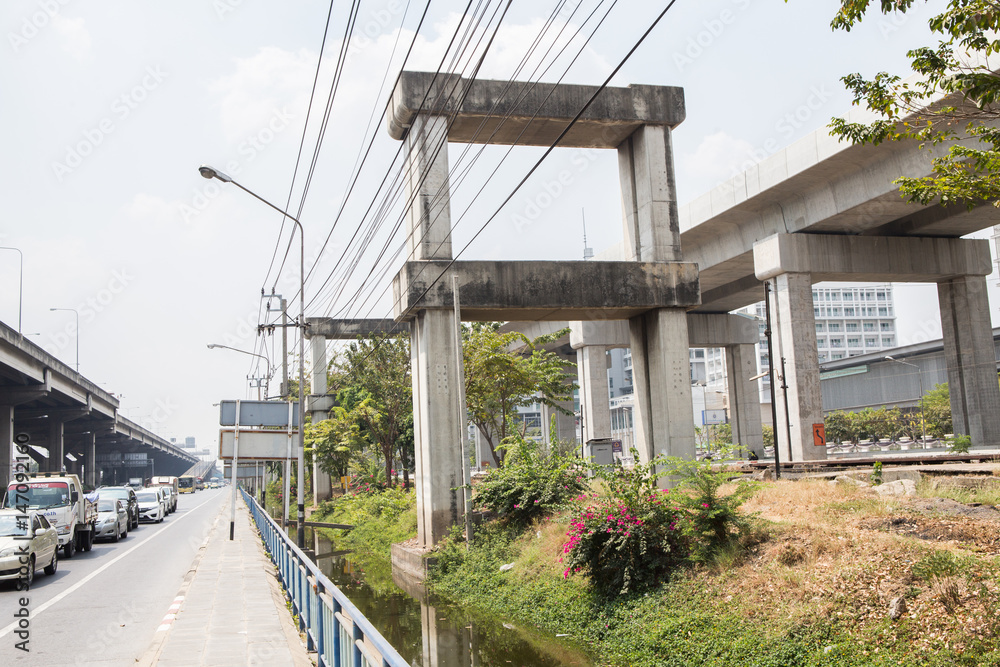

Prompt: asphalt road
xmin=0 ymin=487 xmax=228 ymax=666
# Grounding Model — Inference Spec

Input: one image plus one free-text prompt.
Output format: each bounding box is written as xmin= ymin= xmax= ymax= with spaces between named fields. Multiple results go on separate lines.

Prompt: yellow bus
xmin=178 ymin=475 xmax=196 ymax=494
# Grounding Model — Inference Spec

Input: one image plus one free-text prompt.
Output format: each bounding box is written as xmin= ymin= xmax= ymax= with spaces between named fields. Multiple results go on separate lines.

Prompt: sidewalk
xmin=141 ymin=494 xmax=313 ymax=667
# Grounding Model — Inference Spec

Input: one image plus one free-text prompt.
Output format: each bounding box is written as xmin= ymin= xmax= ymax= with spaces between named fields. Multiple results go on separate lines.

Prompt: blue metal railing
xmin=240 ymin=488 xmax=408 ymax=667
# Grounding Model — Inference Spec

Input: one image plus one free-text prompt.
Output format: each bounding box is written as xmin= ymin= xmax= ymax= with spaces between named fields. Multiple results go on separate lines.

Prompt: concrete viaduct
xmin=304 ymin=72 xmax=1000 ymax=551
xmin=0 ymin=320 xmax=198 ymax=491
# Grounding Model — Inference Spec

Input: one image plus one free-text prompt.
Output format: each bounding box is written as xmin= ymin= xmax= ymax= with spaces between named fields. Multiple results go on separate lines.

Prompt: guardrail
xmin=240 ymin=488 xmax=408 ymax=667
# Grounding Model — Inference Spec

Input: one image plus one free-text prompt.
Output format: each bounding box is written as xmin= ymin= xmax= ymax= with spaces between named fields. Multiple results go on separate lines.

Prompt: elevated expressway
xmin=0 ymin=320 xmax=197 ymax=489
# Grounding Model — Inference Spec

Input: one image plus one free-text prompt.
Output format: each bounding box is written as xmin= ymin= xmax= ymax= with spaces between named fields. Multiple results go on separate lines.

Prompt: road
xmin=0 ymin=487 xmax=227 ymax=666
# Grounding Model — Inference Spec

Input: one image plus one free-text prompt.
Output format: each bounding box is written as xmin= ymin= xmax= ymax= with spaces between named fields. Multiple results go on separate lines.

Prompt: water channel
xmin=269 ymin=504 xmax=594 ymax=667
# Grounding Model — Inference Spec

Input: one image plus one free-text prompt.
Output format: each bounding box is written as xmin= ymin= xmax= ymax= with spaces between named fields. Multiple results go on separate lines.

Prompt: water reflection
xmin=279 ymin=520 xmax=592 ymax=667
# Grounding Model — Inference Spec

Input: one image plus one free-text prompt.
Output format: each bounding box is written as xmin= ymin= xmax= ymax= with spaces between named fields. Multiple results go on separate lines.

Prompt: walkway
xmin=139 ymin=493 xmax=313 ymax=667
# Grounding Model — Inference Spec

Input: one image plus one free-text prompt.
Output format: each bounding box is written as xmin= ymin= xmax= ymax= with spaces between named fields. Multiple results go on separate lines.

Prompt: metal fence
xmin=240 ymin=488 xmax=409 ymax=667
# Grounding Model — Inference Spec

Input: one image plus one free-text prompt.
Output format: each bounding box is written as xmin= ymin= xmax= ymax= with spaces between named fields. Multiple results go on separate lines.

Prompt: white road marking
xmin=0 ymin=494 xmax=219 ymax=640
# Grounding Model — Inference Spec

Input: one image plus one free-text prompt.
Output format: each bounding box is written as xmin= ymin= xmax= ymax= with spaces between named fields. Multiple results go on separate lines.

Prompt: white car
xmin=94 ymin=499 xmax=128 ymax=542
xmin=135 ymin=490 xmax=164 ymax=523
xmin=0 ymin=509 xmax=58 ymax=587
xmin=160 ymin=486 xmax=177 ymax=513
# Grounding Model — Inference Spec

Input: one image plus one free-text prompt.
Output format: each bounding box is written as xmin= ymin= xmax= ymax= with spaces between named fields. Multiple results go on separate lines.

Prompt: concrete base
xmin=390 ymin=541 xmax=438 ymax=584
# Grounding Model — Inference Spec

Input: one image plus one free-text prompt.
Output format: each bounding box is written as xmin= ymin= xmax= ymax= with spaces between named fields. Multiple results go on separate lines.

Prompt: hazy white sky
xmin=1 ymin=0 xmax=996 ymax=450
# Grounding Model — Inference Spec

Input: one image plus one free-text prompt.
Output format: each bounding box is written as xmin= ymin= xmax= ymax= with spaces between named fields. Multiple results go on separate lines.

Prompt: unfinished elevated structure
xmin=387 ymin=72 xmax=700 ymax=549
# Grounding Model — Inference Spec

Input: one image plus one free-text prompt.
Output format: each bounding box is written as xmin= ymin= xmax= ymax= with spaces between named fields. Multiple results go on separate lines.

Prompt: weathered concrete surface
xmin=405 ymin=115 xmax=453 ymax=261
xmin=305 ymin=318 xmax=407 ymax=339
xmin=754 ymin=234 xmax=992 ymax=282
xmin=726 ymin=343 xmax=764 ymax=458
xmin=939 ymin=276 xmax=1000 ymax=447
xmin=620 ymin=124 xmax=682 ymax=261
xmin=393 ymin=260 xmax=700 ymax=321
xmin=388 ymin=71 xmax=685 ymax=147
xmin=578 ymin=345 xmax=611 ymax=446
xmin=568 ymin=313 xmax=757 ymax=349
xmin=770 ymin=272 xmax=827 ymax=462
xmin=628 ymin=309 xmax=695 ymax=469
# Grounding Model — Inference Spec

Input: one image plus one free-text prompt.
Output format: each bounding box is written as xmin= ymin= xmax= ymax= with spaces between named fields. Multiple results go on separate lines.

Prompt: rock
xmin=874 ymin=479 xmax=917 ymax=497
xmin=835 ymin=475 xmax=870 ymax=488
xmin=888 ymin=595 xmax=907 ymax=620
xmin=499 ymin=562 xmax=515 ymax=572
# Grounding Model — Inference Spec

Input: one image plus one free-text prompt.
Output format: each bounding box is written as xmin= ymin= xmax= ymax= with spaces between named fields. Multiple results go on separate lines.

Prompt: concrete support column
xmin=768 ymin=272 xmax=826 ymax=461
xmin=618 ymin=124 xmax=681 ymax=263
xmin=938 ymin=275 xmax=1000 ymax=446
xmin=404 ymin=115 xmax=452 ymax=262
xmin=47 ymin=418 xmax=64 ymax=472
xmin=411 ymin=309 xmax=464 ymax=548
xmin=84 ymin=433 xmax=96 ymax=487
xmin=577 ymin=345 xmax=611 ymax=446
xmin=310 ymin=334 xmax=332 ymax=503
xmin=726 ymin=344 xmax=764 ymax=458
xmin=0 ymin=406 xmax=12 ymax=493
xmin=628 ymin=309 xmax=695 ymax=467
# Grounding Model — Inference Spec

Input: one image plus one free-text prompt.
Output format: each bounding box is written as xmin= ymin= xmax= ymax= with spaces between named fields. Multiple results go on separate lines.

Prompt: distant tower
xmin=582 ymin=209 xmax=594 ymax=261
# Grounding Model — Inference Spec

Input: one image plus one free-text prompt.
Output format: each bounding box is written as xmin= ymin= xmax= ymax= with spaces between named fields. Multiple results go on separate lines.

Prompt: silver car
xmin=0 ymin=509 xmax=58 ymax=587
xmin=95 ymin=499 xmax=128 ymax=542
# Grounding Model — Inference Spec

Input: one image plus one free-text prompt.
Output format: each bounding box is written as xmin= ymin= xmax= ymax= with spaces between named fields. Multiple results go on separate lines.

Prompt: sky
xmin=2 ymin=0 xmax=998 ymax=451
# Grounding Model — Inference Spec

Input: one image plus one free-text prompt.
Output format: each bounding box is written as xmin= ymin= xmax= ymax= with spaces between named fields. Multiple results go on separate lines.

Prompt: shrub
xmin=871 ymin=461 xmax=883 ymax=486
xmin=948 ymin=434 xmax=972 ymax=454
xmin=472 ymin=436 xmax=587 ymax=528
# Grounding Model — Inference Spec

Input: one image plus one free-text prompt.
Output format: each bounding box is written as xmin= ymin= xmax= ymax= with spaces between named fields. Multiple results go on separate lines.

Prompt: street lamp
xmin=207 ymin=344 xmax=273 ymax=399
xmin=884 ymin=355 xmax=926 ymax=442
xmin=49 ymin=307 xmax=80 ymax=372
xmin=0 ymin=247 xmax=23 ymax=333
xmin=199 ymin=164 xmax=308 ymax=548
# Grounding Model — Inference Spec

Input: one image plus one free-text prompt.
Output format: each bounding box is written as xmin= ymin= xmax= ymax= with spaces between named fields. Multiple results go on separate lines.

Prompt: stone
xmin=873 ymin=479 xmax=917 ymax=497
xmin=888 ymin=595 xmax=907 ymax=620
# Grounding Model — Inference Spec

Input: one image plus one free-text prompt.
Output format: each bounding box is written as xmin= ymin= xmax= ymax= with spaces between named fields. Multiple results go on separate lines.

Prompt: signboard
xmin=813 ymin=423 xmax=826 ymax=447
xmin=219 ymin=429 xmax=297 ymax=460
xmin=223 ymin=462 xmax=262 ymax=479
xmin=611 ymin=440 xmax=623 ymax=453
xmin=703 ymin=409 xmax=727 ymax=425
xmin=219 ymin=400 xmax=299 ymax=427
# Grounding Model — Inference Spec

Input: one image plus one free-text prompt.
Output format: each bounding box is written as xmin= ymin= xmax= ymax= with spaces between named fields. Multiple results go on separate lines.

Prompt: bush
xmin=948 ymin=434 xmax=971 ymax=454
xmin=472 ymin=437 xmax=587 ymax=528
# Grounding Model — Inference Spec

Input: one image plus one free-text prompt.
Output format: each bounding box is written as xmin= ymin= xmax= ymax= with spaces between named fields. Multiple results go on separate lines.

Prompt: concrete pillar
xmin=619 ymin=124 xmax=693 ymax=467
xmin=725 ymin=344 xmax=765 ymax=458
xmin=768 ymin=272 xmax=826 ymax=461
xmin=577 ymin=345 xmax=611 ymax=446
xmin=628 ymin=309 xmax=695 ymax=466
xmin=310 ymin=334 xmax=332 ymax=504
xmin=84 ymin=433 xmax=96 ymax=487
xmin=404 ymin=115 xmax=452 ymax=262
xmin=420 ymin=601 xmax=473 ymax=667
xmin=938 ymin=275 xmax=1000 ymax=446
xmin=47 ymin=418 xmax=64 ymax=472
xmin=411 ymin=309 xmax=463 ymax=548
xmin=0 ymin=406 xmax=12 ymax=493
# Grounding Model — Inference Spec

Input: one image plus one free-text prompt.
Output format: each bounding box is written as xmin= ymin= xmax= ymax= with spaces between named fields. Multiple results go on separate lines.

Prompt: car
xmin=97 ymin=486 xmax=140 ymax=530
xmin=0 ymin=509 xmax=59 ymax=587
xmin=160 ymin=486 xmax=177 ymax=513
xmin=94 ymin=499 xmax=128 ymax=542
xmin=153 ymin=486 xmax=171 ymax=515
xmin=135 ymin=490 xmax=164 ymax=523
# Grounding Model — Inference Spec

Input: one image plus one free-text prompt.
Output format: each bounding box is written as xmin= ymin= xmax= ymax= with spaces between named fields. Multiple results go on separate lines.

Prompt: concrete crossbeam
xmin=568 ymin=313 xmax=757 ymax=349
xmin=305 ymin=318 xmax=407 ymax=339
xmin=388 ymin=71 xmax=685 ymax=148
xmin=393 ymin=260 xmax=700 ymax=322
xmin=754 ymin=234 xmax=992 ymax=282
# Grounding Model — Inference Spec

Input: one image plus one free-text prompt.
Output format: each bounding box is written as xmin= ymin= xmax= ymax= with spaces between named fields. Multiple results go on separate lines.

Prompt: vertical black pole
xmin=764 ymin=281 xmax=782 ymax=479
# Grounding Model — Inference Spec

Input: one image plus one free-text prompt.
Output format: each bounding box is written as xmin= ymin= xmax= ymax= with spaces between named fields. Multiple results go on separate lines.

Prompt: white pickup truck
xmin=4 ymin=473 xmax=98 ymax=558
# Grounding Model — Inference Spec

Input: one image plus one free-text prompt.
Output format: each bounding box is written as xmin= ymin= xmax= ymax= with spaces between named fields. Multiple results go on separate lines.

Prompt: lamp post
xmin=207 ymin=343 xmax=272 ymax=398
xmin=0 ymin=247 xmax=23 ymax=333
xmin=199 ymin=165 xmax=308 ymax=548
xmin=885 ymin=355 xmax=926 ymax=442
xmin=49 ymin=307 xmax=79 ymax=372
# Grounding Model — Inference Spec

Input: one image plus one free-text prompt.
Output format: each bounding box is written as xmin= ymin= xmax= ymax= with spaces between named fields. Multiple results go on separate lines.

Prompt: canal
xmin=271 ymin=505 xmax=593 ymax=666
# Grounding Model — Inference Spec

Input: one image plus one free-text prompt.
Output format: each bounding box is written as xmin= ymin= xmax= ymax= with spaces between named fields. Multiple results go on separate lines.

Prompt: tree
xmin=824 ymin=409 xmax=855 ymax=444
xmin=337 ymin=335 xmax=412 ymax=487
xmin=921 ymin=382 xmax=953 ymax=437
xmin=307 ymin=405 xmax=364 ymax=482
xmin=828 ymin=1 xmax=1000 ymax=207
xmin=463 ymin=323 xmax=576 ymax=467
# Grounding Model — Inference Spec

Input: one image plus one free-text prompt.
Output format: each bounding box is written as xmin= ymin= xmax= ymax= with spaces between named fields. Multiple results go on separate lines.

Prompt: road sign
xmin=219 ymin=429 xmax=297 ymax=460
xmin=219 ymin=400 xmax=299 ymax=427
xmin=813 ymin=423 xmax=826 ymax=447
xmin=703 ymin=409 xmax=727 ymax=425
